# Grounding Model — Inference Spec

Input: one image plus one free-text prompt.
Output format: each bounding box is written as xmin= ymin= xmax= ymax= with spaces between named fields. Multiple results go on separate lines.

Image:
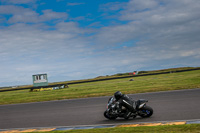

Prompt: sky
xmin=0 ymin=0 xmax=200 ymax=87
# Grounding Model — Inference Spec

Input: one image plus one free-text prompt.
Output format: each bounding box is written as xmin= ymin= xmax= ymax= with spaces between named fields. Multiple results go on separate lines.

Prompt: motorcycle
xmin=104 ymin=96 xmax=153 ymax=120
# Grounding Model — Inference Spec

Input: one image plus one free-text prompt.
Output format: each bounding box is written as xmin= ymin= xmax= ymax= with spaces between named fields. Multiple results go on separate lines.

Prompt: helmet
xmin=114 ymin=91 xmax=123 ymax=100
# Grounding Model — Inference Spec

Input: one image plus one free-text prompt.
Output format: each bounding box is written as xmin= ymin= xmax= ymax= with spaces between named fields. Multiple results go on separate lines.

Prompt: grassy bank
xmin=1 ymin=67 xmax=199 ymax=92
xmin=30 ymin=124 xmax=200 ymax=133
xmin=0 ymin=70 xmax=200 ymax=105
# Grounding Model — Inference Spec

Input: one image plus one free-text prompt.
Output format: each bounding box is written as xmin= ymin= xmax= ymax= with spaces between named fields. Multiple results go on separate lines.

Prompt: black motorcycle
xmin=104 ymin=97 xmax=153 ymax=120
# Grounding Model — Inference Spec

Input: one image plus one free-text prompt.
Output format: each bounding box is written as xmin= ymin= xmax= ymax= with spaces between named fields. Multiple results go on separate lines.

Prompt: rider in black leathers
xmin=114 ymin=91 xmax=136 ymax=119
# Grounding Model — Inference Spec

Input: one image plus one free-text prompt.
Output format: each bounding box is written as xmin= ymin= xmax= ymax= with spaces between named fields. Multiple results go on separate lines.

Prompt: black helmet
xmin=114 ymin=91 xmax=123 ymax=100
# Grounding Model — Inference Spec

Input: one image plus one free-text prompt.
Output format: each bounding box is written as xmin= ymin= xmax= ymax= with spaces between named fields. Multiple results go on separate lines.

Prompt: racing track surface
xmin=0 ymin=88 xmax=200 ymax=129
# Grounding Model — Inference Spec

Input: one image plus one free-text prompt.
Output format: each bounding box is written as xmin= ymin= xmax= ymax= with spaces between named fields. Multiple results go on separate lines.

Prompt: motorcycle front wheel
xmin=104 ymin=111 xmax=117 ymax=120
xmin=138 ymin=106 xmax=153 ymax=118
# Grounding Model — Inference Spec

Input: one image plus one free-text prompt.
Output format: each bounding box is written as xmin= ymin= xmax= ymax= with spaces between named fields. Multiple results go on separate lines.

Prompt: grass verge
xmin=0 ymin=70 xmax=200 ymax=105
xmin=29 ymin=124 xmax=200 ymax=133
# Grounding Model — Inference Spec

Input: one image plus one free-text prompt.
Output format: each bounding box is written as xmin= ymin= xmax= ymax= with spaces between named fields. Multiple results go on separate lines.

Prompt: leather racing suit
xmin=116 ymin=94 xmax=136 ymax=119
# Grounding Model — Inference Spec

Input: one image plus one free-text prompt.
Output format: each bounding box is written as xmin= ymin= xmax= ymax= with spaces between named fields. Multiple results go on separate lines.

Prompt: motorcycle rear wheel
xmin=139 ymin=106 xmax=153 ymax=118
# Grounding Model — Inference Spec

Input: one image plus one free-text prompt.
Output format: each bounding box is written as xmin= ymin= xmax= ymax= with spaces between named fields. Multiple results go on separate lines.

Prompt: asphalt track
xmin=0 ymin=89 xmax=200 ymax=129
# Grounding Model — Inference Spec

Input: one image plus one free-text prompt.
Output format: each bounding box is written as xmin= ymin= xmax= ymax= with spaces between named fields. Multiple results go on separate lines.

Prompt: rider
xmin=114 ymin=91 xmax=136 ymax=119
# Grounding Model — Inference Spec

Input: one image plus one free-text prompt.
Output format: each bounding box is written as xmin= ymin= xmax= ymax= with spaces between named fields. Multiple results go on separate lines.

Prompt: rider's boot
xmin=124 ymin=111 xmax=132 ymax=119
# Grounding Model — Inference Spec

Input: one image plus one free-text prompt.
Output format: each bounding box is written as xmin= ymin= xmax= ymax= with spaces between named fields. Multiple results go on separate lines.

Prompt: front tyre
xmin=104 ymin=111 xmax=117 ymax=120
xmin=139 ymin=106 xmax=153 ymax=118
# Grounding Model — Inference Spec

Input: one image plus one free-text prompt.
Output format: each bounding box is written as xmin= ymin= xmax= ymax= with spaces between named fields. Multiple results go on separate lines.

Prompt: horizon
xmin=0 ymin=0 xmax=200 ymax=87
xmin=0 ymin=66 xmax=198 ymax=88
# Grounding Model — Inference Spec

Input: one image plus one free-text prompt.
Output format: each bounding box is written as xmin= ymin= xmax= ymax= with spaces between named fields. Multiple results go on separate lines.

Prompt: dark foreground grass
xmin=30 ymin=124 xmax=200 ymax=133
xmin=0 ymin=70 xmax=200 ymax=105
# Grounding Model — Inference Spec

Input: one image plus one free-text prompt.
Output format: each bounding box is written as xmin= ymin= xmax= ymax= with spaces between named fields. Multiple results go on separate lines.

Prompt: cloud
xmin=39 ymin=9 xmax=68 ymax=22
xmin=93 ymin=0 xmax=200 ymax=72
xmin=0 ymin=0 xmax=200 ymax=86
xmin=0 ymin=5 xmax=27 ymax=14
xmin=99 ymin=2 xmax=126 ymax=12
xmin=1 ymin=0 xmax=36 ymax=4
xmin=0 ymin=5 xmax=68 ymax=23
xmin=96 ymin=0 xmax=200 ymax=50
xmin=127 ymin=0 xmax=158 ymax=11
xmin=0 ymin=21 xmax=93 ymax=86
xmin=67 ymin=2 xmax=85 ymax=6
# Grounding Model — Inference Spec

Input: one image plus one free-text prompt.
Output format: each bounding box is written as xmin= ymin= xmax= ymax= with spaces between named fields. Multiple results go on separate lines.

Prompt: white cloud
xmin=0 ymin=5 xmax=68 ymax=23
xmin=91 ymin=0 xmax=200 ymax=75
xmin=67 ymin=2 xmax=85 ymax=6
xmin=0 ymin=5 xmax=27 ymax=14
xmin=1 ymin=0 xmax=36 ymax=4
xmin=95 ymin=0 xmax=200 ymax=55
xmin=39 ymin=10 xmax=68 ymax=22
xmin=99 ymin=2 xmax=126 ymax=12
xmin=0 ymin=20 xmax=94 ymax=86
xmin=127 ymin=0 xmax=158 ymax=11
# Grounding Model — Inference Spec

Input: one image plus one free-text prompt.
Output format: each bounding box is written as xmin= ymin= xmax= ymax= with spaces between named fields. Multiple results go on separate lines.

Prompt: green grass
xmin=30 ymin=124 xmax=200 ymax=133
xmin=0 ymin=70 xmax=200 ymax=105
xmin=1 ymin=67 xmax=199 ymax=92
